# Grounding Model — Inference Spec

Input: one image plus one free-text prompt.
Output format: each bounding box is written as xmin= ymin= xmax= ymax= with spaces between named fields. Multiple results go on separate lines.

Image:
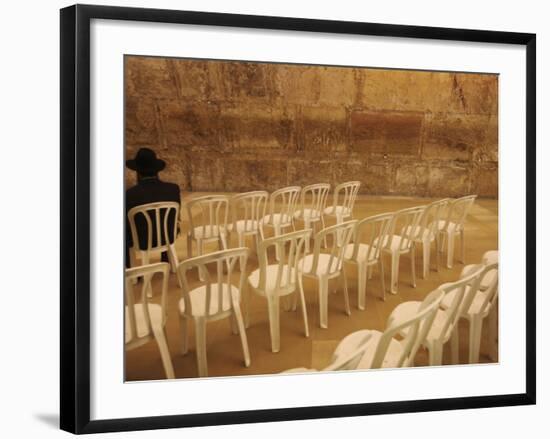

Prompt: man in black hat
xmin=125 ymin=148 xmax=180 ymax=268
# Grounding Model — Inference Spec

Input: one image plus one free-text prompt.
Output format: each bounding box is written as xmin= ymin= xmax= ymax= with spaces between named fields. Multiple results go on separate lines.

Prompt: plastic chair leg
xmin=341 ymin=270 xmax=351 ymax=316
xmin=390 ymin=252 xmax=400 ymax=294
xmin=274 ymin=224 xmax=282 ymax=261
xmin=154 ymin=327 xmax=175 ymax=380
xmin=179 ymin=314 xmax=189 ymax=355
xmin=428 ymin=341 xmax=443 ymax=366
xmin=232 ymin=304 xmax=251 ymax=367
xmin=422 ymin=240 xmax=431 ymax=279
xmin=267 ymin=295 xmax=281 ymax=353
xmin=447 ymin=232 xmax=455 ymax=268
xmin=460 ymin=229 xmax=466 ymax=264
xmin=319 ymin=277 xmax=329 ymax=329
xmin=194 ymin=317 xmax=208 ymax=377
xmin=469 ymin=316 xmax=483 ymax=364
xmin=378 ymin=258 xmax=386 ymax=301
xmin=297 ymin=275 xmax=309 ymax=338
xmin=451 ymin=327 xmax=459 ymax=364
xmin=229 ymin=312 xmax=239 ymax=335
xmin=357 ymin=262 xmax=367 ymax=310
xmin=410 ymin=244 xmax=417 ymax=288
xmin=237 ymin=233 xmax=246 ymax=272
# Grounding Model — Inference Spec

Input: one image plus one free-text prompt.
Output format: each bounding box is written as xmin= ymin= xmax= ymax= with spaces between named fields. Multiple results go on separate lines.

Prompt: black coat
xmin=125 ymin=177 xmax=181 ymax=267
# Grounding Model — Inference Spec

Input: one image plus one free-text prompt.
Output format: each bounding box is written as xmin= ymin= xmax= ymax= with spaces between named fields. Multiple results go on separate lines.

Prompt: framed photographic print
xmin=60 ymin=4 xmax=536 ymax=434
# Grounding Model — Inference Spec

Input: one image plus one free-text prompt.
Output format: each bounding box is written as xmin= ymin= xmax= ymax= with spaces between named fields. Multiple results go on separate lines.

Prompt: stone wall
xmin=125 ymin=56 xmax=498 ymax=197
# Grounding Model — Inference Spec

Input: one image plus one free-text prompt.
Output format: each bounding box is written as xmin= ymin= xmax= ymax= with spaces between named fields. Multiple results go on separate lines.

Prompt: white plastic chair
xmin=281 ymin=332 xmax=373 ymax=374
xmin=293 ymin=183 xmax=331 ymax=253
xmin=185 ymin=195 xmax=230 ymax=281
xmin=379 ymin=206 xmax=426 ymax=295
xmin=441 ymin=258 xmax=499 ymax=363
xmin=332 ymin=289 xmax=444 ymax=369
xmin=128 ymin=201 xmax=180 ymax=296
xmin=176 ymin=248 xmax=251 ymax=378
xmin=410 ymin=198 xmax=451 ymax=279
xmin=387 ymin=265 xmax=485 ymax=365
xmin=228 ymin=191 xmax=269 ymax=271
xmin=323 ymin=181 xmax=361 ymax=246
xmin=435 ymin=195 xmax=477 ymax=268
xmin=125 ymin=263 xmax=175 ymax=379
xmin=297 ymin=220 xmax=357 ymax=329
xmin=343 ymin=213 xmax=393 ymax=309
xmin=262 ymin=186 xmax=301 ymax=260
xmin=185 ymin=195 xmax=230 ymax=258
xmin=247 ymin=229 xmax=312 ymax=352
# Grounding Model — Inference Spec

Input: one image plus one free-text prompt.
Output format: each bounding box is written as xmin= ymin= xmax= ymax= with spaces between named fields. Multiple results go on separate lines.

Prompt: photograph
xmin=123 ymin=55 xmax=499 ymax=381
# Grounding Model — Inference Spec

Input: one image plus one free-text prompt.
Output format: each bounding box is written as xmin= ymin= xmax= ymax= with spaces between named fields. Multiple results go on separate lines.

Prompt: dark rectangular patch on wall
xmin=351 ymin=110 xmax=424 ymax=156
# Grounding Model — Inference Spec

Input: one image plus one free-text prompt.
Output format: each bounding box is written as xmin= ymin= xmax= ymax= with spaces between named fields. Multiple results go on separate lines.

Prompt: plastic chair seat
xmin=125 ymin=304 xmax=164 ymax=343
xmin=178 ymin=284 xmax=240 ymax=317
xmin=380 ymin=235 xmax=413 ymax=254
xmin=323 ymin=205 xmax=351 ymax=217
xmin=262 ymin=213 xmax=293 ymax=227
xmin=404 ymin=225 xmax=435 ymax=243
xmin=294 ymin=208 xmax=322 ymax=221
xmin=332 ymin=330 xmax=403 ymax=369
xmin=299 ymin=253 xmax=342 ymax=277
xmin=441 ymin=287 xmax=487 ymax=317
xmin=248 ymin=264 xmax=297 ymax=295
xmin=192 ymin=225 xmax=226 ymax=240
xmin=435 ymin=220 xmax=462 ymax=234
xmin=227 ymin=219 xmax=261 ymax=234
xmin=343 ymin=243 xmax=377 ymax=264
xmin=389 ymin=301 xmax=452 ymax=343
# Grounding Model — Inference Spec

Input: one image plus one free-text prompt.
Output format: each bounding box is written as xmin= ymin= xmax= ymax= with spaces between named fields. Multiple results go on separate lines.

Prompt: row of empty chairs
xmin=125 ymin=186 xmax=479 ymax=378
xmin=283 ymin=250 xmax=498 ymax=373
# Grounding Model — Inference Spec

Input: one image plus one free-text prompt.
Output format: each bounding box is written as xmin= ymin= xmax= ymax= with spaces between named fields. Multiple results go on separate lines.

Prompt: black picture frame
xmin=60 ymin=4 xmax=536 ymax=434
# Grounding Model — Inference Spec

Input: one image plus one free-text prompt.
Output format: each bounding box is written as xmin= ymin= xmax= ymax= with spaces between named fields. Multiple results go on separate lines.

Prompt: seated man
xmin=125 ymin=148 xmax=180 ymax=268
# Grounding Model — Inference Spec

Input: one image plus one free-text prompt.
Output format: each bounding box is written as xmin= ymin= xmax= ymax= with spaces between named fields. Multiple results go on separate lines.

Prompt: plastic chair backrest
xmin=417 ymin=198 xmax=451 ymax=239
xmin=442 ymin=195 xmax=477 ymax=231
xmin=256 ymin=229 xmax=312 ymax=294
xmin=349 ymin=212 xmax=394 ymax=262
xmin=329 ymin=181 xmax=361 ymax=215
xmin=185 ymin=195 xmax=229 ymax=240
xmin=177 ymin=248 xmax=249 ymax=318
xmin=438 ymin=265 xmax=485 ymax=339
xmin=324 ymin=332 xmax=374 ymax=371
xmin=265 ymin=186 xmax=301 ymax=225
xmin=383 ymin=206 xmax=426 ymax=252
xmin=460 ymin=261 xmax=499 ymax=316
xmin=300 ymin=183 xmax=331 ymax=219
xmin=306 ymin=220 xmax=357 ymax=277
xmin=373 ymin=289 xmax=444 ymax=368
xmin=128 ymin=202 xmax=179 ymax=252
xmin=230 ymin=191 xmax=269 ymax=233
xmin=125 ymin=262 xmax=170 ymax=346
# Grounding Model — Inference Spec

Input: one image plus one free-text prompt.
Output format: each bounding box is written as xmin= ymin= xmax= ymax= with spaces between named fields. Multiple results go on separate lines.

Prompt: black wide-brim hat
xmin=126 ymin=148 xmax=166 ymax=174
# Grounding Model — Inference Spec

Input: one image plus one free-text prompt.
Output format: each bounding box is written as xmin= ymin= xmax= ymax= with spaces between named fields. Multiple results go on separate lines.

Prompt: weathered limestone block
xmin=221 ymin=159 xmax=288 ymax=192
xmin=394 ymin=164 xmax=430 ymax=196
xmin=423 ymin=113 xmax=496 ymax=162
xmin=220 ymin=104 xmax=294 ymax=152
xmin=297 ymin=106 xmax=348 ymax=153
xmin=125 ymin=98 xmax=160 ymax=147
xmin=125 ymin=56 xmax=177 ymax=98
xmin=288 ymin=160 xmax=333 ymax=188
xmin=170 ymin=59 xmax=209 ymax=101
xmin=471 ymin=163 xmax=498 ymax=198
xmin=158 ymin=100 xmax=221 ymax=149
xmin=448 ymin=73 xmax=498 ymax=115
xmin=317 ymin=66 xmax=356 ymax=107
xmin=219 ymin=62 xmax=276 ymax=103
xmin=351 ymin=110 xmax=424 ymax=156
xmin=189 ymin=156 xmax=223 ymax=191
xmin=428 ymin=166 xmax=471 ymax=197
xmin=362 ymin=162 xmax=394 ymax=194
xmin=274 ymin=65 xmax=321 ymax=105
